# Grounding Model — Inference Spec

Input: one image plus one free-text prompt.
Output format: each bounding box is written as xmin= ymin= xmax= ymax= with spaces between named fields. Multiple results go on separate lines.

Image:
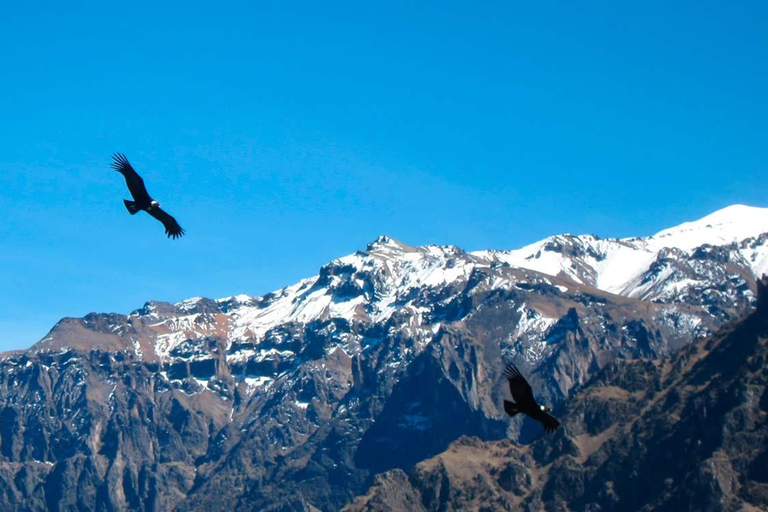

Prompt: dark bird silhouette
xmin=503 ymin=363 xmax=560 ymax=433
xmin=111 ymin=153 xmax=185 ymax=239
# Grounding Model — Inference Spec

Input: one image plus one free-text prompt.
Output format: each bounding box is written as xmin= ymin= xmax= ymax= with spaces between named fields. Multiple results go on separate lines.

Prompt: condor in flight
xmin=112 ymin=153 xmax=185 ymax=239
xmin=503 ymin=363 xmax=560 ymax=433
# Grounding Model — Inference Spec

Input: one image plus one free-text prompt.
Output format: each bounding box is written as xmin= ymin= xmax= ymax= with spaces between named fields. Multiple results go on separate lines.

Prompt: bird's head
xmin=149 ymin=200 xmax=160 ymax=210
xmin=540 ymin=405 xmax=551 ymax=413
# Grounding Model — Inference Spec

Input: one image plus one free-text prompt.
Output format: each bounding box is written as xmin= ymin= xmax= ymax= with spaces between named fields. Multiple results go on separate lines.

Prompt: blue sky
xmin=1 ymin=1 xmax=766 ymax=350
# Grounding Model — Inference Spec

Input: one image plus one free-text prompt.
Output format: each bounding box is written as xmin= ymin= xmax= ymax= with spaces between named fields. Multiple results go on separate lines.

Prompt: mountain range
xmin=0 ymin=204 xmax=766 ymax=510
xmin=346 ymin=275 xmax=768 ymax=511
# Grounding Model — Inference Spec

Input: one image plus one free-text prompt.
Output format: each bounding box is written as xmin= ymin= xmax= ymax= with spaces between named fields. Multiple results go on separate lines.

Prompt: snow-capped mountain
xmin=1 ymin=204 xmax=765 ymax=511
xmin=34 ymin=205 xmax=766 ymax=366
xmin=477 ymin=204 xmax=766 ymax=313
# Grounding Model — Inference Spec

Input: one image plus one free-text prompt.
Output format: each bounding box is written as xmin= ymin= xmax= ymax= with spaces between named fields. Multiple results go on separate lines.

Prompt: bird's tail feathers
xmin=503 ymin=400 xmax=520 ymax=418
xmin=123 ymin=200 xmax=140 ymax=215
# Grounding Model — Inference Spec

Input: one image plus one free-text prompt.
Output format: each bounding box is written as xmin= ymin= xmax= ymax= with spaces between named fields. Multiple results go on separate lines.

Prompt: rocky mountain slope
xmin=36 ymin=205 xmax=768 ymax=359
xmin=345 ymin=275 xmax=768 ymax=512
xmin=477 ymin=204 xmax=767 ymax=320
xmin=0 ymin=205 xmax=765 ymax=510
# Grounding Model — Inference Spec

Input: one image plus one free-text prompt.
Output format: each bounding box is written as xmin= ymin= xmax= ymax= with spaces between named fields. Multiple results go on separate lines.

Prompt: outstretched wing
xmin=531 ymin=409 xmax=561 ymax=434
xmin=503 ymin=364 xmax=537 ymax=408
xmin=147 ymin=207 xmax=185 ymax=239
xmin=111 ymin=153 xmax=151 ymax=203
xmin=503 ymin=363 xmax=561 ymax=433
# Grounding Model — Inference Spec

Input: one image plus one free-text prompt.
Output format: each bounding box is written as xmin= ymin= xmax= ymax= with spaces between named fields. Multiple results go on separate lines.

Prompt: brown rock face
xmin=347 ymin=301 xmax=768 ymax=511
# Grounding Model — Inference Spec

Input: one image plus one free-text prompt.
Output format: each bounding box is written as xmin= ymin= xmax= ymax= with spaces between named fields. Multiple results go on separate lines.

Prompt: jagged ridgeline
xmin=346 ymin=274 xmax=768 ymax=511
xmin=0 ymin=205 xmax=766 ymax=511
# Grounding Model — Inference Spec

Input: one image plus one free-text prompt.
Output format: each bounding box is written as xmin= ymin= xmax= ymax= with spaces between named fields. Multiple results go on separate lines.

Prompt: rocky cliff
xmin=346 ymin=275 xmax=768 ymax=511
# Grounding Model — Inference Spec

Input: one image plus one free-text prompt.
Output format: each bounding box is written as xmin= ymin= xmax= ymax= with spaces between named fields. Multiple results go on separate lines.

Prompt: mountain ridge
xmin=31 ymin=205 xmax=768 ymax=361
xmin=0 ymin=205 xmax=765 ymax=510
xmin=345 ymin=274 xmax=768 ymax=511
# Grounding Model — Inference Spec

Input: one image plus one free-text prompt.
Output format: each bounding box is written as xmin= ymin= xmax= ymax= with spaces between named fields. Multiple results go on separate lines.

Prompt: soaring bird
xmin=503 ymin=363 xmax=560 ymax=433
xmin=111 ymin=153 xmax=185 ymax=239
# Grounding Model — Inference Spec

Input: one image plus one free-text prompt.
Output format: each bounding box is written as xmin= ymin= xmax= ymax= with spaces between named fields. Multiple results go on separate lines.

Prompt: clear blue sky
xmin=1 ymin=1 xmax=766 ymax=350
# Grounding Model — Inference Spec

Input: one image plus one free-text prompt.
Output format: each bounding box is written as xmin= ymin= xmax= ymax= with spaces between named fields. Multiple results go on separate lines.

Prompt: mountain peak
xmin=651 ymin=204 xmax=768 ymax=249
xmin=695 ymin=203 xmax=766 ymax=224
xmin=365 ymin=235 xmax=414 ymax=253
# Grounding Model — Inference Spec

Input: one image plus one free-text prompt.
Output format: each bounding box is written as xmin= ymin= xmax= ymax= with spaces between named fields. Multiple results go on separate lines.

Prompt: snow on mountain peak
xmin=34 ymin=204 xmax=765 ymax=364
xmin=650 ymin=204 xmax=768 ymax=250
xmin=213 ymin=206 xmax=767 ymax=342
xmin=366 ymin=235 xmax=413 ymax=253
xmin=472 ymin=204 xmax=768 ymax=296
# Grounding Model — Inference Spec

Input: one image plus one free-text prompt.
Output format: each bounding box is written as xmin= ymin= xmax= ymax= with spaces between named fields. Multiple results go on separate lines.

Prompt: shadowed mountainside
xmin=345 ymin=276 xmax=768 ymax=511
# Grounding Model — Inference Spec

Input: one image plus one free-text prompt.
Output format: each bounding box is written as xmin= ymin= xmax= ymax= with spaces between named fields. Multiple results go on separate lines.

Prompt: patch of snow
xmin=657 ymin=309 xmax=704 ymax=334
xmin=243 ymin=376 xmax=274 ymax=395
xmin=226 ymin=348 xmax=256 ymax=363
xmin=154 ymin=331 xmax=187 ymax=359
xmin=743 ymin=239 xmax=768 ymax=277
xmin=329 ymin=295 xmax=365 ymax=318
xmin=176 ymin=297 xmax=203 ymax=311
xmin=513 ymin=306 xmax=557 ymax=341
xmin=229 ymin=278 xmax=321 ymax=341
xmin=594 ymin=242 xmax=657 ymax=294
xmin=510 ymin=305 xmax=558 ymax=363
xmin=217 ymin=294 xmax=253 ymax=303
xmin=132 ymin=340 xmax=143 ymax=360
xmin=625 ymin=266 xmax=676 ymax=299
xmin=227 ymin=348 xmax=294 ymax=364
